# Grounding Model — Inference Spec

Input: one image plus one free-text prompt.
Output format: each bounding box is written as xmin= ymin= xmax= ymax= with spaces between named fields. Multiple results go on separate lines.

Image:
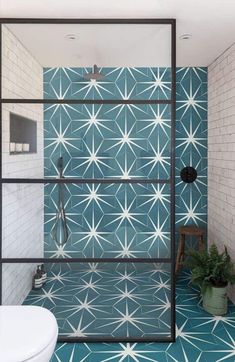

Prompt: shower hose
xmin=50 ymin=157 xmax=69 ymax=246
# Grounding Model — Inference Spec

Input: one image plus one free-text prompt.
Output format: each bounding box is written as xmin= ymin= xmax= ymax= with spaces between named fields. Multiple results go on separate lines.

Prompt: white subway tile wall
xmin=2 ymin=25 xmax=44 ymax=305
xmin=208 ymin=42 xmax=235 ymax=303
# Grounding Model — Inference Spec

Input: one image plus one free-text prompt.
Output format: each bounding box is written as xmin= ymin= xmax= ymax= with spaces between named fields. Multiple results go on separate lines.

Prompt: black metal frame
xmin=0 ymin=18 xmax=176 ymax=343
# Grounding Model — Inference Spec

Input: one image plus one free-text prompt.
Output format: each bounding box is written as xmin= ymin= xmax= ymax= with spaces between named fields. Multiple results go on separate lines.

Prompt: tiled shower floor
xmin=24 ymin=266 xmax=235 ymax=362
xmin=24 ymin=263 xmax=171 ymax=338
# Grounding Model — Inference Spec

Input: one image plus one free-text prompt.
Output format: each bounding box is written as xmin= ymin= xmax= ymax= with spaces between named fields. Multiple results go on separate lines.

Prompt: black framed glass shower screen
xmin=2 ymin=182 xmax=171 ymax=259
xmin=1 ymin=22 xmax=172 ymax=101
xmin=2 ymin=261 xmax=172 ymax=342
xmin=1 ymin=102 xmax=172 ymax=180
xmin=0 ymin=18 xmax=176 ymax=343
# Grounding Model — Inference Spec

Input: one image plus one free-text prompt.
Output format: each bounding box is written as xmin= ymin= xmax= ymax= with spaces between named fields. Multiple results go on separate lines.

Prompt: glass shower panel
xmin=44 ymin=66 xmax=172 ymax=101
xmin=44 ymin=182 xmax=171 ymax=259
xmin=2 ymin=262 xmax=172 ymax=339
xmin=2 ymin=182 xmax=170 ymax=260
xmin=44 ymin=103 xmax=171 ymax=180
xmin=1 ymin=20 xmax=174 ymax=342
xmin=2 ymin=263 xmax=38 ymax=305
xmin=2 ymin=23 xmax=171 ymax=100
xmin=1 ymin=103 xmax=44 ymax=179
xmin=2 ymin=183 xmax=44 ymax=259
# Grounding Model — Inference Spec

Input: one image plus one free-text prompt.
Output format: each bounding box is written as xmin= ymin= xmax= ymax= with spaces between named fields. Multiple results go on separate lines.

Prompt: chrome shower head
xmin=84 ymin=64 xmax=104 ymax=81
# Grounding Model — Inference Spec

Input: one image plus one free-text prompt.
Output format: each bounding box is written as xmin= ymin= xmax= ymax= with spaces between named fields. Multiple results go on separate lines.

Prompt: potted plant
xmin=185 ymin=244 xmax=235 ymax=315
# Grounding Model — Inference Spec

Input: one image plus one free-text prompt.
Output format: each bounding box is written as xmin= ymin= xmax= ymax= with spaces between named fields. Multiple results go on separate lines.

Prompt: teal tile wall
xmin=44 ymin=67 xmax=207 ymax=257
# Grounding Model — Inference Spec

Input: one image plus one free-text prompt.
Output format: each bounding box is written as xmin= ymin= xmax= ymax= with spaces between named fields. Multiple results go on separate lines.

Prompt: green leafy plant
xmin=185 ymin=244 xmax=235 ymax=294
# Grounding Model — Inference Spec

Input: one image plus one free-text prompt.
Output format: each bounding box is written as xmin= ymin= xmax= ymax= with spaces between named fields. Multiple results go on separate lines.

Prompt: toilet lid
xmin=0 ymin=306 xmax=58 ymax=362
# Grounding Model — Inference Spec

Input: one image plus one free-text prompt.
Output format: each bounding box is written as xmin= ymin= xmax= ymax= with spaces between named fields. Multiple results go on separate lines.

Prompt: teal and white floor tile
xmin=23 ymin=267 xmax=235 ymax=362
xmin=24 ymin=263 xmax=172 ymax=338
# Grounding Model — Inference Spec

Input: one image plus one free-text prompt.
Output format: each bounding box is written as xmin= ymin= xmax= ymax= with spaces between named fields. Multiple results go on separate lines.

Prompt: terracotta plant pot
xmin=202 ymin=285 xmax=228 ymax=315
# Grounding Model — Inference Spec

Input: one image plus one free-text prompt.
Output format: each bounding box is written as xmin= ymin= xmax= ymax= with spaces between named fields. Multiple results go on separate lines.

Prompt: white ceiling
xmin=1 ymin=0 xmax=235 ymax=67
xmin=6 ymin=24 xmax=171 ymax=67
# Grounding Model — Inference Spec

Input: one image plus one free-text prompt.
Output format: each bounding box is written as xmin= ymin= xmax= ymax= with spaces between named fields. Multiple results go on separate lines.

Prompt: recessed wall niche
xmin=10 ymin=112 xmax=37 ymax=154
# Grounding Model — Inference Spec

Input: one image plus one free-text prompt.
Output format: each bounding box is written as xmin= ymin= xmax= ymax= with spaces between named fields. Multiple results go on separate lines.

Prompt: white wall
xmin=208 ymin=43 xmax=235 ymax=303
xmin=2 ymin=25 xmax=44 ymax=305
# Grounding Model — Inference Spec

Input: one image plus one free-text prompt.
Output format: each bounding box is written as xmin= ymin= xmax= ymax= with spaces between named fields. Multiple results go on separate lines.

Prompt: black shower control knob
xmin=180 ymin=166 xmax=197 ymax=183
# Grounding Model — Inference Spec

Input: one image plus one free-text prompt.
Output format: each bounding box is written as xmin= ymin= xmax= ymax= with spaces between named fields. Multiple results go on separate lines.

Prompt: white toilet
xmin=0 ymin=306 xmax=58 ymax=362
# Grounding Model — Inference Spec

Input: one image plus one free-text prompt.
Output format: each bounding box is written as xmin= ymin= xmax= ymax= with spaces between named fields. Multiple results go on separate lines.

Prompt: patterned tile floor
xmin=24 ymin=265 xmax=235 ymax=361
xmin=24 ymin=263 xmax=171 ymax=339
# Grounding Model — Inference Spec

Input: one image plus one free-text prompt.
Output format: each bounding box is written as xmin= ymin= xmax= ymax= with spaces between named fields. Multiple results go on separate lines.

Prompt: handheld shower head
xmin=84 ymin=64 xmax=104 ymax=81
xmin=57 ymin=157 xmax=64 ymax=178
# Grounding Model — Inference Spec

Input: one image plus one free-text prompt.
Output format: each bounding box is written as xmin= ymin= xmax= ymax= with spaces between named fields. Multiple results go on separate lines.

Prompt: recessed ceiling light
xmin=72 ymin=54 xmax=82 ymax=59
xmin=179 ymin=34 xmax=192 ymax=40
xmin=65 ymin=34 xmax=77 ymax=41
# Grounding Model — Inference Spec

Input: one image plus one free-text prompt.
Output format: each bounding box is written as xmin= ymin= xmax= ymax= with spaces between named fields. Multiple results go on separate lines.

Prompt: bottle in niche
xmin=33 ymin=267 xmax=43 ymax=289
xmin=40 ymin=264 xmax=47 ymax=284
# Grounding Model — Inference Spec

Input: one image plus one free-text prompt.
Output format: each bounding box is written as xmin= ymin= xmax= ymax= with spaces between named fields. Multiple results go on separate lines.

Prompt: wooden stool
xmin=175 ymin=226 xmax=205 ymax=274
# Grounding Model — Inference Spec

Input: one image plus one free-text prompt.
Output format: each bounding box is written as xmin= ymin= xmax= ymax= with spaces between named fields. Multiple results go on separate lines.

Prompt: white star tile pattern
xmin=44 ymin=183 xmax=171 ymax=259
xmin=23 ymin=267 xmax=235 ymax=361
xmin=44 ymin=66 xmax=207 ymax=257
xmin=24 ymin=263 xmax=172 ymax=339
xmin=44 ymin=67 xmax=172 ymax=101
xmin=175 ymin=67 xmax=207 ymax=249
xmin=41 ymin=66 xmax=208 ymax=346
xmin=44 ymin=103 xmax=171 ymax=179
